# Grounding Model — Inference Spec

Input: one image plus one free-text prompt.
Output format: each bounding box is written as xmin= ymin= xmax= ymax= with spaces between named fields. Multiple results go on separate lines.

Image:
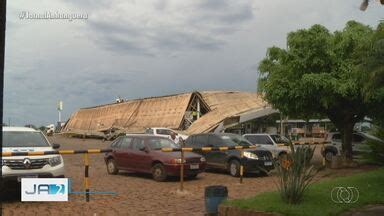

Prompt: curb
xmin=218 ymin=205 xmax=281 ymax=216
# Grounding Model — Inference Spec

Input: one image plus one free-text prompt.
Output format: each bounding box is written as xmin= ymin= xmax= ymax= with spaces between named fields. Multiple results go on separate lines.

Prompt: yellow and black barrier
xmin=160 ymin=145 xmax=257 ymax=152
xmin=2 ymin=148 xmax=112 ymax=202
xmin=292 ymin=141 xmax=330 ymax=145
xmin=2 ymin=149 xmax=112 ymax=157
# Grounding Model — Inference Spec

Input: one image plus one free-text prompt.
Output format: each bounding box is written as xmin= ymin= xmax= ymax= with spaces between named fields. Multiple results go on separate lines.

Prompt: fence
xmin=2 ymin=149 xmax=112 ymax=202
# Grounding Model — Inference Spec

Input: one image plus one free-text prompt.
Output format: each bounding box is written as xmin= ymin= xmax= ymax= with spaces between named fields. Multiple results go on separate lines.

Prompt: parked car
xmin=322 ymin=132 xmax=383 ymax=161
xmin=104 ymin=134 xmax=206 ymax=181
xmin=185 ymin=133 xmax=274 ymax=177
xmin=2 ymin=127 xmax=65 ymax=185
xmin=243 ymin=133 xmax=291 ymax=159
xmin=145 ymin=127 xmax=188 ymax=143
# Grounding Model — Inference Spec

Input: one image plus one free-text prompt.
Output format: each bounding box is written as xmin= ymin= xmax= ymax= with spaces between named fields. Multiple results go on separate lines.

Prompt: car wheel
xmin=325 ymin=150 xmax=336 ymax=162
xmin=107 ymin=159 xmax=119 ymax=175
xmin=228 ymin=160 xmax=240 ymax=177
xmin=152 ymin=163 xmax=167 ymax=182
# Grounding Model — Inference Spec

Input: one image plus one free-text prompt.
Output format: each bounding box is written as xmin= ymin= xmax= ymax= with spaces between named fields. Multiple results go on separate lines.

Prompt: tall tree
xmin=258 ymin=21 xmax=384 ymax=160
xmin=360 ymin=22 xmax=384 ymax=126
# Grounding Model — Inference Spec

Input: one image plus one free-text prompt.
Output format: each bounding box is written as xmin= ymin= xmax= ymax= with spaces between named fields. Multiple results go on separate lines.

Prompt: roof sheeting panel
xmin=185 ymin=91 xmax=271 ymax=134
xmin=62 ymin=91 xmax=275 ymax=136
xmin=62 ymin=93 xmax=193 ymax=134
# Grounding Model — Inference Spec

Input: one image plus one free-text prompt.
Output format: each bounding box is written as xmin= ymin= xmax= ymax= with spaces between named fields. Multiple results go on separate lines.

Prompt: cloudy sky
xmin=4 ymin=0 xmax=383 ymax=126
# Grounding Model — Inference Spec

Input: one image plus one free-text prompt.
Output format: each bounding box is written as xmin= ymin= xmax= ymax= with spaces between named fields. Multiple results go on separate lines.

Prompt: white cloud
xmin=66 ymin=0 xmax=255 ymax=56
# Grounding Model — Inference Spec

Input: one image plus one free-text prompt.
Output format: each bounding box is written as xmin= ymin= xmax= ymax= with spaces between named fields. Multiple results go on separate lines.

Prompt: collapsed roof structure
xmin=61 ymin=91 xmax=277 ymax=137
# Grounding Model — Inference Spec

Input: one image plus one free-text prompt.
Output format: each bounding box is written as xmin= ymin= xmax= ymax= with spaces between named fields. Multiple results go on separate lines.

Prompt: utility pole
xmin=57 ymin=100 xmax=63 ymax=122
xmin=57 ymin=100 xmax=63 ymax=131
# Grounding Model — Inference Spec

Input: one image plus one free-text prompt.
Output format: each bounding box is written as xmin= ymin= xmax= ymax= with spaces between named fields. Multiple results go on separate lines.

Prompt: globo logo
xmin=331 ymin=186 xmax=359 ymax=204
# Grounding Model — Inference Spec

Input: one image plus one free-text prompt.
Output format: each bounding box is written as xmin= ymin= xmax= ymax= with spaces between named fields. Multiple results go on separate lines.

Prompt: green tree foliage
xmin=362 ymin=127 xmax=384 ymax=165
xmin=360 ymin=22 xmax=384 ymax=127
xmin=258 ymin=21 xmax=384 ymax=160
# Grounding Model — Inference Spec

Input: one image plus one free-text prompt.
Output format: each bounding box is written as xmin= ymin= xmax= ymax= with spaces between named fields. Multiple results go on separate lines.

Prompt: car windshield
xmin=147 ymin=137 xmax=179 ymax=150
xmin=220 ymin=134 xmax=251 ymax=147
xmin=270 ymin=135 xmax=290 ymax=144
xmin=2 ymin=131 xmax=50 ymax=147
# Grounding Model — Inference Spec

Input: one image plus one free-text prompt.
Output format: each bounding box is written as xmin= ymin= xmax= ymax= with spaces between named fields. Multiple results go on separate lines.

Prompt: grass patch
xmin=227 ymin=168 xmax=384 ymax=216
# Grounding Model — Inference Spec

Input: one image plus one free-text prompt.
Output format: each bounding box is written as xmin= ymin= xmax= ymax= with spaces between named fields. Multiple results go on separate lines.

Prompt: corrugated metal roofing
xmin=62 ymin=91 xmax=274 ymax=136
xmin=185 ymin=91 xmax=271 ymax=134
xmin=62 ymin=93 xmax=193 ymax=134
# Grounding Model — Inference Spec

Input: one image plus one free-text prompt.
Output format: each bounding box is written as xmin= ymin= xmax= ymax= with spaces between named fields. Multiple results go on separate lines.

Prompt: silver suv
xmin=243 ymin=134 xmax=291 ymax=159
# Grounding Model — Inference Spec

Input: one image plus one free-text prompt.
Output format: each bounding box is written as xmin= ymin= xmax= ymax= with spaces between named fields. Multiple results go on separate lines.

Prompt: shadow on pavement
xmin=118 ymin=171 xmax=203 ymax=182
xmin=205 ymin=168 xmax=271 ymax=178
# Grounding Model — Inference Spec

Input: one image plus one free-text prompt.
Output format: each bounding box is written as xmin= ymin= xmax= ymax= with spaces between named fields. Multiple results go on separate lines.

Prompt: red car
xmin=104 ymin=134 xmax=206 ymax=181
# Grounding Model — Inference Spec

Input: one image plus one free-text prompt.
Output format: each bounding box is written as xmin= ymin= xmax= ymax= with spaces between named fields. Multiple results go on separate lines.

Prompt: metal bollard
xmin=322 ymin=142 xmax=326 ymax=166
xmin=180 ymin=149 xmax=185 ymax=192
xmin=84 ymin=153 xmax=90 ymax=202
xmin=240 ymin=150 xmax=244 ymax=184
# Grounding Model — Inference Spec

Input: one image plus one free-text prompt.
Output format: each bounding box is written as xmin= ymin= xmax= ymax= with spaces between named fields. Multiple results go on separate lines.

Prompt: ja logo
xmin=331 ymin=187 xmax=359 ymax=204
xmin=25 ymin=184 xmax=65 ymax=195
xmin=21 ymin=178 xmax=68 ymax=201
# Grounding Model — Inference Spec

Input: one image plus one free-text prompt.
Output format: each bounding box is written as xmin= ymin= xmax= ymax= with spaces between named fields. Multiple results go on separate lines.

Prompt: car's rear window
xmin=270 ymin=135 xmax=290 ymax=144
xmin=2 ymin=131 xmax=50 ymax=147
xmin=145 ymin=128 xmax=154 ymax=134
xmin=147 ymin=137 xmax=178 ymax=149
xmin=220 ymin=134 xmax=251 ymax=147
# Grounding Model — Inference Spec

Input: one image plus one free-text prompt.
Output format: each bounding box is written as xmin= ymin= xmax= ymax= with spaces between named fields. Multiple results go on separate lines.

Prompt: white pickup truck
xmin=243 ymin=133 xmax=291 ymax=159
xmin=144 ymin=127 xmax=188 ymax=143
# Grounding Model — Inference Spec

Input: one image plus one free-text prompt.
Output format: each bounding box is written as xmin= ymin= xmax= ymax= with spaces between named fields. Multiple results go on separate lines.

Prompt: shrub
xmin=362 ymin=127 xmax=384 ymax=165
xmin=275 ymin=144 xmax=318 ymax=204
